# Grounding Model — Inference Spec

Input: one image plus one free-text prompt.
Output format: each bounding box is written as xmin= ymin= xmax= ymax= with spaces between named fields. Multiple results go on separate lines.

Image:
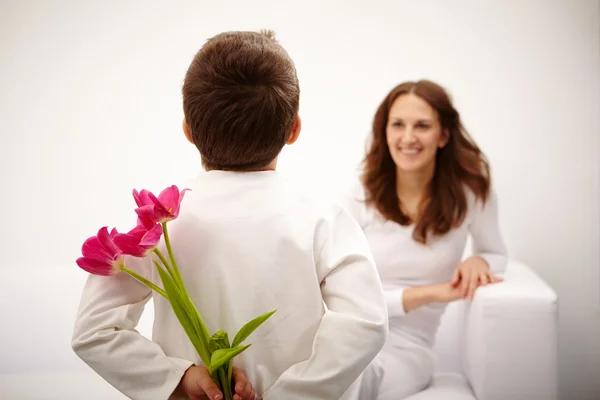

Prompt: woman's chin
xmin=394 ymin=158 xmax=434 ymax=175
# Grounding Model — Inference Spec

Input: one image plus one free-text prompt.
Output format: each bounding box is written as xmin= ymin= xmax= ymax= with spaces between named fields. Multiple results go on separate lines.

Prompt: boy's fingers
xmin=234 ymin=380 xmax=253 ymax=396
xmin=233 ymin=367 xmax=255 ymax=399
xmin=232 ymin=367 xmax=248 ymax=384
xmin=195 ymin=373 xmax=223 ymax=400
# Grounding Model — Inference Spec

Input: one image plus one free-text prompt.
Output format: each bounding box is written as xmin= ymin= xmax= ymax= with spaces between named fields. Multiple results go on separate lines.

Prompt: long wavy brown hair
xmin=361 ymin=80 xmax=491 ymax=244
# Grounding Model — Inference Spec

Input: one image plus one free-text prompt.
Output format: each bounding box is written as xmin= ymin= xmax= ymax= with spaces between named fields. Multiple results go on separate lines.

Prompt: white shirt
xmin=71 ymin=170 xmax=388 ymax=400
xmin=338 ymin=179 xmax=507 ymax=347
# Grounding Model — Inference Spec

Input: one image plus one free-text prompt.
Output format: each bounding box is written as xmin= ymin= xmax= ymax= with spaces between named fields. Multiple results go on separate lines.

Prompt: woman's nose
xmin=401 ymin=128 xmax=416 ymax=144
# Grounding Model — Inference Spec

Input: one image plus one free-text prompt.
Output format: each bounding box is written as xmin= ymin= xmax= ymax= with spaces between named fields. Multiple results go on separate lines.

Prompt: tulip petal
xmin=172 ymin=188 xmax=190 ymax=218
xmin=133 ymin=189 xmax=154 ymax=207
xmin=76 ymin=257 xmax=115 ymax=276
xmin=147 ymin=192 xmax=169 ymax=214
xmin=139 ymin=199 xmax=170 ymax=223
xmin=135 ymin=205 xmax=160 ymax=220
xmin=140 ymin=224 xmax=163 ymax=247
xmin=114 ymin=234 xmax=146 ymax=258
xmin=97 ymin=227 xmax=119 ymax=255
xmin=127 ymin=224 xmax=148 ymax=238
xmin=81 ymin=236 xmax=111 ymax=260
xmin=178 ymin=188 xmax=190 ymax=203
xmin=158 ymin=185 xmax=179 ymax=210
xmin=137 ymin=215 xmax=155 ymax=230
xmin=133 ymin=189 xmax=143 ymax=207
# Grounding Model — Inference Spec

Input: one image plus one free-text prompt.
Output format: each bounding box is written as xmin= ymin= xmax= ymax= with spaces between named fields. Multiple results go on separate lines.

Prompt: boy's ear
xmin=182 ymin=119 xmax=194 ymax=144
xmin=286 ymin=115 xmax=301 ymax=145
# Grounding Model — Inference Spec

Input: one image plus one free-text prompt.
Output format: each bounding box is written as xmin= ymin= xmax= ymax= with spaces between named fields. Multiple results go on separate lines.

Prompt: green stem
xmin=227 ymin=360 xmax=233 ymax=397
xmin=152 ymin=260 xmax=212 ymax=364
xmin=218 ymin=367 xmax=233 ymax=400
xmin=152 ymin=260 xmax=180 ymax=294
xmin=152 ymin=248 xmax=174 ymax=277
xmin=157 ymin=222 xmax=213 ymax=364
xmin=162 ymin=222 xmax=185 ymax=289
xmin=122 ymin=266 xmax=167 ymax=298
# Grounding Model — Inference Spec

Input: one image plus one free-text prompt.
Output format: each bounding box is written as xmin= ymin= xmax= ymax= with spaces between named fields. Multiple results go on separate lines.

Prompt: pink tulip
xmin=133 ymin=185 xmax=190 ymax=224
xmin=76 ymin=227 xmax=124 ymax=276
xmin=114 ymin=224 xmax=163 ymax=258
xmin=133 ymin=190 xmax=159 ymax=229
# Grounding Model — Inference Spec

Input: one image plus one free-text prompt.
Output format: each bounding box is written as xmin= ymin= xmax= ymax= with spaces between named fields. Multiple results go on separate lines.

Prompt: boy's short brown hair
xmin=182 ymin=30 xmax=300 ymax=171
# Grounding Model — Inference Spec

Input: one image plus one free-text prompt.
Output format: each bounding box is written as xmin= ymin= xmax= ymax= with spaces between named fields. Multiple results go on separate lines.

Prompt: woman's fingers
xmin=479 ymin=271 xmax=489 ymax=286
xmin=451 ymin=268 xmax=461 ymax=287
xmin=467 ymin=273 xmax=479 ymax=300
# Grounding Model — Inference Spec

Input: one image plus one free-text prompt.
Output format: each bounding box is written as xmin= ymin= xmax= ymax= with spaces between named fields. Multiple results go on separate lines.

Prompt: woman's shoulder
xmin=461 ymin=182 xmax=499 ymax=222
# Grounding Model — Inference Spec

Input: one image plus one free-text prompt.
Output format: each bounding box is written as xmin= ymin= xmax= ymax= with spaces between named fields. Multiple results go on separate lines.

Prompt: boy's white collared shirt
xmin=72 ymin=170 xmax=388 ymax=400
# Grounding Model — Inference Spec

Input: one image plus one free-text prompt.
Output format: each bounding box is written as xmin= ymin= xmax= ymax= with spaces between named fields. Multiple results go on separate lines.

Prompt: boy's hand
xmin=233 ymin=367 xmax=257 ymax=400
xmin=175 ymin=365 xmax=256 ymax=400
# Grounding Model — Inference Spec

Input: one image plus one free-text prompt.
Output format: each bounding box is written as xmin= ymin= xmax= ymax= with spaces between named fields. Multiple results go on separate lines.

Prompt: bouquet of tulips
xmin=76 ymin=185 xmax=275 ymax=399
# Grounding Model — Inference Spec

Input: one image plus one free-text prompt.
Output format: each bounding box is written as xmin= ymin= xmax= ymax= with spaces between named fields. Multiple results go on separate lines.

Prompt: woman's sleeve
xmin=469 ymin=188 xmax=509 ymax=274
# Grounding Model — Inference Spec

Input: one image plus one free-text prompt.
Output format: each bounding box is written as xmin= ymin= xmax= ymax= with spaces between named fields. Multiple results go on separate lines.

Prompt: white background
xmin=1 ymin=0 xmax=598 ymax=399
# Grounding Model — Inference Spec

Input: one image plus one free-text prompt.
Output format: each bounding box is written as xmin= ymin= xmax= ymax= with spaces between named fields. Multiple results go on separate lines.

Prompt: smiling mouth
xmin=399 ymin=148 xmax=422 ymax=155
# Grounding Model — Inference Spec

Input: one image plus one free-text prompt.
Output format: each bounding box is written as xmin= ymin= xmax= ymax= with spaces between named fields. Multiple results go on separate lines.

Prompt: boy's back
xmin=155 ymin=170 xmax=387 ymax=397
xmin=71 ymin=30 xmax=388 ymax=400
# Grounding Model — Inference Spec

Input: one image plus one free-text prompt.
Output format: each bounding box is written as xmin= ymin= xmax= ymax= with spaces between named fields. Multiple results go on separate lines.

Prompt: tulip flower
xmin=114 ymin=224 xmax=163 ymax=258
xmin=76 ymin=184 xmax=275 ymax=400
xmin=76 ymin=227 xmax=123 ymax=276
xmin=134 ymin=185 xmax=189 ymax=224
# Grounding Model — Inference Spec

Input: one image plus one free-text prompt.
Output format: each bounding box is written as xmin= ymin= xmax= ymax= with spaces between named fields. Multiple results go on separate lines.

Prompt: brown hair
xmin=182 ymin=30 xmax=300 ymax=171
xmin=361 ymin=80 xmax=490 ymax=243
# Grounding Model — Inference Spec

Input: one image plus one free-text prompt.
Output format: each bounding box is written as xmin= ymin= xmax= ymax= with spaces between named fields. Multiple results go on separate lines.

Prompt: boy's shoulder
xmin=275 ymin=174 xmax=345 ymax=218
xmin=180 ymin=170 xmax=344 ymax=223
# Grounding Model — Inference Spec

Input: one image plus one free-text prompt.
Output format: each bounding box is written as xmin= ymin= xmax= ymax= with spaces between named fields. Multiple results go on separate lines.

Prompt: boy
xmin=72 ymin=30 xmax=388 ymax=399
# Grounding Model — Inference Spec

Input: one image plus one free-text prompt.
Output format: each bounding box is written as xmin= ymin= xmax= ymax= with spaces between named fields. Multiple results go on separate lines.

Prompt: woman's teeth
xmin=401 ymin=148 xmax=420 ymax=155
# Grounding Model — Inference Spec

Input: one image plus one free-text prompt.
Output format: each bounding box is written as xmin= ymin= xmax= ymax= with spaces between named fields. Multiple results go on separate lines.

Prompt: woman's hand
xmin=451 ymin=256 xmax=503 ymax=300
xmin=402 ymin=282 xmax=463 ymax=312
xmin=402 ymin=264 xmax=504 ymax=313
xmin=430 ymin=281 xmax=465 ymax=303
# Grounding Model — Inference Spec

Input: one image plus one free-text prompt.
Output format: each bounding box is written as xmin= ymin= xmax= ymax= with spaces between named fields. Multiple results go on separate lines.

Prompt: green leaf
xmin=210 ymin=330 xmax=227 ymax=343
xmin=157 ymin=266 xmax=212 ymax=365
xmin=209 ymin=345 xmax=251 ymax=375
xmin=209 ymin=330 xmax=230 ymax=352
xmin=232 ymin=309 xmax=277 ymax=348
xmin=182 ymin=293 xmax=212 ymax=349
xmin=155 ymin=260 xmax=212 ymax=359
xmin=155 ymin=268 xmax=195 ymax=342
xmin=208 ymin=340 xmax=219 ymax=353
xmin=181 ymin=303 xmax=212 ymax=363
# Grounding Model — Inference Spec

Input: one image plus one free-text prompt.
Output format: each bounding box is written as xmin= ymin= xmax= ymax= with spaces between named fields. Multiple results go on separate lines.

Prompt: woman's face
xmin=385 ymin=93 xmax=448 ymax=174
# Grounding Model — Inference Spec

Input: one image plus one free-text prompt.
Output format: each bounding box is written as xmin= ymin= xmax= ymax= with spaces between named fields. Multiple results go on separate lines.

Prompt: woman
xmin=340 ymin=80 xmax=508 ymax=399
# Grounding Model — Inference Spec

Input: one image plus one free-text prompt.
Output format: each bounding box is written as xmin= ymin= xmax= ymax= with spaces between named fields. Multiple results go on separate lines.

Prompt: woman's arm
xmin=385 ymin=283 xmax=466 ymax=315
xmin=469 ymin=189 xmax=508 ymax=274
xmin=452 ymin=189 xmax=509 ymax=299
